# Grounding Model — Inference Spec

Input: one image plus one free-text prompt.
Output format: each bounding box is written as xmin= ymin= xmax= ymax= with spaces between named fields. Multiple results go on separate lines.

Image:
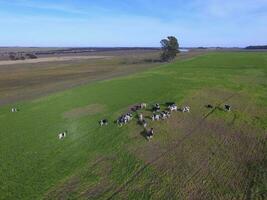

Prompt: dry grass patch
xmin=126 ymin=88 xmax=266 ymax=199
xmin=63 ymin=104 xmax=105 ymax=119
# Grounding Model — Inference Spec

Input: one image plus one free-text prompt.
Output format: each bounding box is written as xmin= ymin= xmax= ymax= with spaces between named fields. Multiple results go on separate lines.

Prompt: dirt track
xmin=0 ymin=56 xmax=112 ymax=66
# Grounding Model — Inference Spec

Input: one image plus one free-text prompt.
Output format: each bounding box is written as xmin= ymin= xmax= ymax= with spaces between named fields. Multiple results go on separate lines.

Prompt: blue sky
xmin=0 ymin=0 xmax=266 ymax=47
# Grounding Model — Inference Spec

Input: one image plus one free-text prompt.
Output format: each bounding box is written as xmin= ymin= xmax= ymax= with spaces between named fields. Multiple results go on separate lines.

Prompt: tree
xmin=160 ymin=36 xmax=179 ymax=62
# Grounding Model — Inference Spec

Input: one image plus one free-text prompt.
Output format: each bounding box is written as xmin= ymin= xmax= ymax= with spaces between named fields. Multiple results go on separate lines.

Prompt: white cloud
xmin=0 ymin=0 xmax=88 ymax=15
xmin=194 ymin=0 xmax=267 ymax=18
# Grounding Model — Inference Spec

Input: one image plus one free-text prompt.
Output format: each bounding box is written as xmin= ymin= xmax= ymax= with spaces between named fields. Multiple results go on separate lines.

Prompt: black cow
xmin=225 ymin=104 xmax=231 ymax=111
xmin=146 ymin=128 xmax=154 ymax=140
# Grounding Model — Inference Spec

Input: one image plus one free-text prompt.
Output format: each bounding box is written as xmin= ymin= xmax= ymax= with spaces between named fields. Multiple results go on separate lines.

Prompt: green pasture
xmin=0 ymin=52 xmax=266 ymax=199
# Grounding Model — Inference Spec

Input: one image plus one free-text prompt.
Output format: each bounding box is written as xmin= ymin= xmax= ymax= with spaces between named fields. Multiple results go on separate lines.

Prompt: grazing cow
xmin=99 ymin=119 xmax=108 ymax=126
xmin=117 ymin=117 xmax=124 ymax=127
xmin=140 ymin=103 xmax=147 ymax=109
xmin=11 ymin=108 xmax=18 ymax=112
xmin=225 ymin=104 xmax=231 ymax=111
xmin=168 ymin=104 xmax=178 ymax=112
xmin=131 ymin=103 xmax=146 ymax=112
xmin=161 ymin=111 xmax=171 ymax=120
xmin=182 ymin=106 xmax=190 ymax=113
xmin=58 ymin=131 xmax=67 ymax=139
xmin=153 ymin=104 xmax=160 ymax=112
xmin=160 ymin=112 xmax=167 ymax=120
xmin=146 ymin=128 xmax=154 ymax=140
xmin=117 ymin=113 xmax=133 ymax=126
xmin=131 ymin=105 xmax=141 ymax=112
xmin=125 ymin=113 xmax=133 ymax=121
xmin=152 ymin=113 xmax=160 ymax=121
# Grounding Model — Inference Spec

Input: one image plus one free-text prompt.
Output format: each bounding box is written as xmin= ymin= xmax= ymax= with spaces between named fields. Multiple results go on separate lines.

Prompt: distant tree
xmin=160 ymin=36 xmax=179 ymax=62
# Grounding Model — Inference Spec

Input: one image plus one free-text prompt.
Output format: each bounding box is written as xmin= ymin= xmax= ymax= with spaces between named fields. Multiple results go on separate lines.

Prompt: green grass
xmin=0 ymin=52 xmax=266 ymax=199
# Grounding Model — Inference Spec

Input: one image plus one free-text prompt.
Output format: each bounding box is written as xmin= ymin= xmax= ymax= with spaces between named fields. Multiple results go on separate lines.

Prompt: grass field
xmin=0 ymin=52 xmax=266 ymax=199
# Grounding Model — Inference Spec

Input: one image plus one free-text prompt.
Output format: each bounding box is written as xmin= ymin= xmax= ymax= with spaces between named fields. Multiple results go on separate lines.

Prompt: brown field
xmin=0 ymin=56 xmax=112 ymax=66
xmin=0 ymin=49 xmax=203 ymax=106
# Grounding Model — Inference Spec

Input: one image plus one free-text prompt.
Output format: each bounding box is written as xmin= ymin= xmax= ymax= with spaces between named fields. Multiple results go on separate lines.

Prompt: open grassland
xmin=0 ymin=52 xmax=266 ymax=199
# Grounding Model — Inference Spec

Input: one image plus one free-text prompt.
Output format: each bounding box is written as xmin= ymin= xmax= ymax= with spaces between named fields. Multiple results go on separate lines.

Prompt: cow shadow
xmin=205 ymin=104 xmax=214 ymax=109
xmin=140 ymin=129 xmax=148 ymax=140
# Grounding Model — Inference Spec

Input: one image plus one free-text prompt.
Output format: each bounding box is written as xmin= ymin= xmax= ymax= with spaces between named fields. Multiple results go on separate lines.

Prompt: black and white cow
xmin=152 ymin=113 xmax=160 ymax=121
xmin=99 ymin=119 xmax=108 ymax=126
xmin=225 ymin=104 xmax=231 ymax=111
xmin=182 ymin=106 xmax=190 ymax=113
xmin=168 ymin=104 xmax=178 ymax=112
xmin=117 ymin=117 xmax=125 ymax=127
xmin=125 ymin=113 xmax=133 ymax=121
xmin=58 ymin=131 xmax=67 ymax=139
xmin=161 ymin=111 xmax=171 ymax=120
xmin=152 ymin=104 xmax=160 ymax=112
xmin=11 ymin=108 xmax=18 ymax=112
xmin=131 ymin=103 xmax=147 ymax=112
xmin=117 ymin=113 xmax=133 ymax=126
xmin=146 ymin=128 xmax=154 ymax=140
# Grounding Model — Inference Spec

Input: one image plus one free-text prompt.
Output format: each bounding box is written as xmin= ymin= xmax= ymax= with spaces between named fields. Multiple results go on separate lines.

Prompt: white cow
xmin=139 ymin=113 xmax=144 ymax=121
xmin=11 ymin=108 xmax=18 ymax=112
xmin=140 ymin=103 xmax=147 ymax=109
xmin=58 ymin=131 xmax=67 ymax=139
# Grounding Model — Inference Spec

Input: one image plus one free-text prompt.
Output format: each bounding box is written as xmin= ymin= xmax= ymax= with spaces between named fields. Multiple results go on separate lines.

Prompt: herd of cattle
xmin=98 ymin=102 xmax=232 ymax=141
xmin=99 ymin=102 xmax=192 ymax=141
xmin=10 ymin=102 xmax=231 ymax=141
